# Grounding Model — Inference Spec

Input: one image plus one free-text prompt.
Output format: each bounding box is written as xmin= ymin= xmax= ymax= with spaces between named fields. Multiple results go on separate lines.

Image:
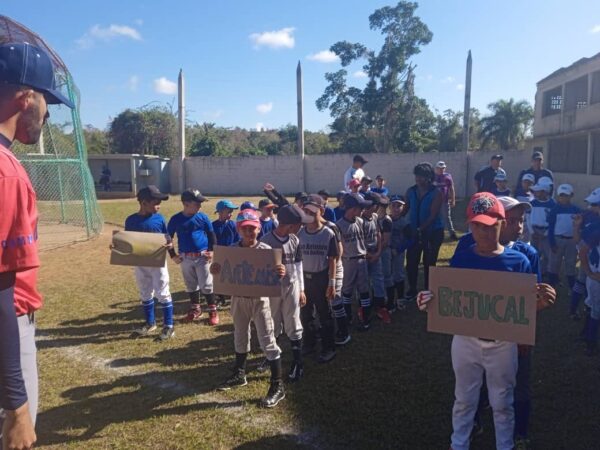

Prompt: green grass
xmin=33 ymin=198 xmax=600 ymax=449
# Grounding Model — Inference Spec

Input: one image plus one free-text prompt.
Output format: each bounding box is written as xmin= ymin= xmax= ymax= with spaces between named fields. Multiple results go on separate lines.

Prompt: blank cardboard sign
xmin=427 ymin=266 xmax=538 ymax=345
xmin=212 ymin=245 xmax=282 ymax=297
xmin=110 ymin=230 xmax=168 ymax=268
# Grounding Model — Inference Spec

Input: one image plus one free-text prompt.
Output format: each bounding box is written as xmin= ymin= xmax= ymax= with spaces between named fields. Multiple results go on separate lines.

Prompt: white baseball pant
xmin=231 ymin=296 xmax=281 ymax=361
xmin=180 ymin=254 xmax=213 ymax=294
xmin=269 ymin=282 xmax=303 ymax=341
xmin=134 ymin=265 xmax=171 ymax=303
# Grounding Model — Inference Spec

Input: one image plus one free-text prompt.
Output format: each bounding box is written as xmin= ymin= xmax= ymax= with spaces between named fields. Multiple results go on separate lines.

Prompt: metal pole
xmin=462 ymin=50 xmax=472 ymax=152
xmin=297 ymin=61 xmax=306 ymax=192
xmin=178 ymin=69 xmax=186 ymax=193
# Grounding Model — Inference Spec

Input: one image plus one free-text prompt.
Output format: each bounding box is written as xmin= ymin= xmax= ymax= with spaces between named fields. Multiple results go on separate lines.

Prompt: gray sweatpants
xmin=180 ymin=254 xmax=213 ymax=294
xmin=341 ymin=257 xmax=369 ymax=295
xmin=0 ymin=314 xmax=38 ymax=433
xmin=230 ymin=296 xmax=281 ymax=361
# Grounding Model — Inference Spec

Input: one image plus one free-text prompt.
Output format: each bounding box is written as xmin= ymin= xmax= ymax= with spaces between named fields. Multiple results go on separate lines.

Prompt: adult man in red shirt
xmin=0 ymin=42 xmax=74 ymax=449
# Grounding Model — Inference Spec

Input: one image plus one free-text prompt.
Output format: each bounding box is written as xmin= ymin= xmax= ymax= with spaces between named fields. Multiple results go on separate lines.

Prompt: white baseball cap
xmin=436 ymin=161 xmax=446 ymax=168
xmin=494 ymin=173 xmax=507 ymax=182
xmin=522 ymin=173 xmax=535 ymax=183
xmin=538 ymin=176 xmax=553 ymax=186
xmin=497 ymin=196 xmax=532 ymax=212
xmin=585 ymin=187 xmax=600 ymax=204
xmin=531 ymin=176 xmax=553 ymax=192
xmin=557 ymin=184 xmax=574 ymax=196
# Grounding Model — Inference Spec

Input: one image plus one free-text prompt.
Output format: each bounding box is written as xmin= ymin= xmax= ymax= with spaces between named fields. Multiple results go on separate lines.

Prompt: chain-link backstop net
xmin=1 ymin=16 xmax=103 ymax=250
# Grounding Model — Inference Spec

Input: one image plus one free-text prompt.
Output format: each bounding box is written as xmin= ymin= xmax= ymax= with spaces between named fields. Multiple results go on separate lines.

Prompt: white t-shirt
xmin=343 ymin=167 xmax=365 ymax=192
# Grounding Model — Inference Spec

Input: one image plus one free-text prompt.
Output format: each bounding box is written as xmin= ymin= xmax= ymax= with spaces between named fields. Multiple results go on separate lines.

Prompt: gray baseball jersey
xmin=298 ymin=226 xmax=339 ymax=273
xmin=259 ymin=231 xmax=302 ymax=289
xmin=378 ymin=214 xmax=393 ymax=250
xmin=336 ymin=216 xmax=367 ymax=258
xmin=362 ymin=213 xmax=379 ymax=252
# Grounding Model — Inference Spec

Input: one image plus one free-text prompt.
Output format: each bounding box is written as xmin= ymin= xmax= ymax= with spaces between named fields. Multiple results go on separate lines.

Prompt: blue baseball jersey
xmin=212 ymin=219 xmax=240 ymax=246
xmin=582 ymin=221 xmax=600 ymax=270
xmin=125 ymin=212 xmax=168 ymax=234
xmin=167 ymin=212 xmax=214 ymax=253
xmin=324 ymin=206 xmax=336 ymax=223
xmin=450 ymin=245 xmax=532 ymax=275
xmin=371 ymin=187 xmax=389 ymax=196
xmin=258 ymin=218 xmax=277 ymax=239
xmin=454 ymin=233 xmax=541 ymax=282
xmin=334 ymin=206 xmax=345 ymax=221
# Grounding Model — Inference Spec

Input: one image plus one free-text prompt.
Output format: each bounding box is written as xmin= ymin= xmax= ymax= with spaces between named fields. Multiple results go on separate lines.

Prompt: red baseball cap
xmin=467 ymin=192 xmax=505 ymax=226
xmin=236 ymin=209 xmax=261 ymax=229
xmin=349 ymin=179 xmax=361 ymax=188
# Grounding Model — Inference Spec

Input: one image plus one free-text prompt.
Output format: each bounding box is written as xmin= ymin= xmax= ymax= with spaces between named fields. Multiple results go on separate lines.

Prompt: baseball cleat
xmin=130 ymin=323 xmax=157 ymax=338
xmin=376 ymin=307 xmax=392 ymax=324
xmin=256 ymin=357 xmax=269 ymax=373
xmin=154 ymin=326 xmax=175 ymax=342
xmin=318 ymin=349 xmax=336 ymax=363
xmin=208 ymin=306 xmax=219 ymax=326
xmin=217 ymin=370 xmax=247 ymax=391
xmin=335 ymin=333 xmax=351 ymax=346
xmin=262 ymin=382 xmax=285 ymax=408
xmin=182 ymin=306 xmax=202 ymax=323
xmin=288 ymin=362 xmax=304 ymax=383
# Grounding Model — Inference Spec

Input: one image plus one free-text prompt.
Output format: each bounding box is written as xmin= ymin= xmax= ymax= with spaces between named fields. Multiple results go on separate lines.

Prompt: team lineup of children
xmin=118 ymin=160 xmax=598 ymax=448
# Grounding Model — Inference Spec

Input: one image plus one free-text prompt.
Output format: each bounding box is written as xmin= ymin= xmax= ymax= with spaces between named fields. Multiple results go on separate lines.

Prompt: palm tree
xmin=478 ymin=99 xmax=533 ymax=150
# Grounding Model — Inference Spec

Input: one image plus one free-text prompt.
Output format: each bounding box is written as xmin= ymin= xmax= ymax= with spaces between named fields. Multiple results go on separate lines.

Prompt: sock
xmin=547 ymin=272 xmax=559 ymax=287
xmin=290 ymin=339 xmax=303 ymax=364
xmin=331 ymin=299 xmax=348 ymax=337
xmin=342 ymin=295 xmax=352 ymax=320
xmin=269 ymin=357 xmax=282 ymax=383
xmin=141 ymin=298 xmax=155 ymax=325
xmin=571 ymin=281 xmax=586 ymax=315
xmin=160 ymin=300 xmax=174 ymax=327
xmin=189 ymin=290 xmax=201 ymax=307
xmin=205 ymin=293 xmax=215 ymax=307
xmin=514 ymin=400 xmax=531 ymax=438
xmin=395 ymin=281 xmax=405 ymax=300
xmin=359 ymin=293 xmax=371 ymax=323
xmin=234 ymin=352 xmax=247 ymax=373
xmin=386 ymin=287 xmax=396 ymax=308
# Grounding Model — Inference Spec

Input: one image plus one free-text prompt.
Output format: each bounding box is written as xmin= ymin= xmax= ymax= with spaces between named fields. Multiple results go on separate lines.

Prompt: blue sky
xmin=3 ymin=0 xmax=600 ymax=131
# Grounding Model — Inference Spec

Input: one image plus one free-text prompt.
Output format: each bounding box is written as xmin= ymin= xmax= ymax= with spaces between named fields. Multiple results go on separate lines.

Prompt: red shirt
xmin=0 ymin=143 xmax=43 ymax=315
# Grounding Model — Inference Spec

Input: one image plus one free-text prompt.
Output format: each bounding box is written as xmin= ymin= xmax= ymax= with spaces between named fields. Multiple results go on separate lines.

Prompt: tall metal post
xmin=297 ymin=61 xmax=306 ymax=192
xmin=178 ymin=69 xmax=186 ymax=193
xmin=462 ymin=50 xmax=472 ymax=152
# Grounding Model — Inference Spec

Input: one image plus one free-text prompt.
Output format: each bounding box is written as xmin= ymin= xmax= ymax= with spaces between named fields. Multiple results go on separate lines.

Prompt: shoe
xmin=130 ymin=323 xmax=157 ymax=338
xmin=262 ymin=381 xmax=285 ymax=408
xmin=396 ymin=299 xmax=407 ymax=311
xmin=335 ymin=332 xmax=351 ymax=346
xmin=154 ymin=326 xmax=175 ymax=342
xmin=183 ymin=306 xmax=202 ymax=323
xmin=377 ymin=307 xmax=392 ymax=324
xmin=288 ymin=362 xmax=304 ymax=382
xmin=208 ymin=308 xmax=219 ymax=326
xmin=217 ymin=370 xmax=248 ymax=391
xmin=256 ymin=357 xmax=269 ymax=373
xmin=386 ymin=302 xmax=397 ymax=314
xmin=318 ymin=349 xmax=336 ymax=363
xmin=357 ymin=307 xmax=364 ymax=323
xmin=514 ymin=437 xmax=531 ymax=450
xmin=356 ymin=321 xmax=370 ymax=332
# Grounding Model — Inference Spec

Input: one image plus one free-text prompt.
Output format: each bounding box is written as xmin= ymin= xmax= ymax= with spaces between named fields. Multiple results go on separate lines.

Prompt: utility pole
xmin=296 ymin=61 xmax=306 ymax=191
xmin=178 ymin=68 xmax=186 ymax=193
xmin=462 ymin=50 xmax=472 ymax=152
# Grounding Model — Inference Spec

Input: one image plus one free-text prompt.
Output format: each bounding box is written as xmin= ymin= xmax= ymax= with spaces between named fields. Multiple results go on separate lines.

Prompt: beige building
xmin=533 ymin=52 xmax=600 ymax=176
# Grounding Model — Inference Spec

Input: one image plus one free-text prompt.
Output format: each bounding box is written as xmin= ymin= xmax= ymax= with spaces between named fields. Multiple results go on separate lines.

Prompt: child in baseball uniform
xmin=363 ymin=192 xmax=390 ymax=324
xmin=124 ymin=185 xmax=175 ymax=341
xmin=260 ymin=204 xmax=311 ymax=382
xmin=389 ymin=195 xmax=411 ymax=308
xmin=417 ymin=192 xmax=555 ymax=450
xmin=334 ymin=191 xmax=346 ymax=220
xmin=214 ymin=209 xmax=286 ymax=408
xmin=167 ymin=189 xmax=219 ymax=326
xmin=336 ymin=193 xmax=373 ymax=330
xmin=515 ymin=173 xmax=535 ymax=244
xmin=376 ymin=196 xmax=395 ymax=312
xmin=212 ymin=199 xmax=240 ymax=308
xmin=579 ymin=218 xmax=600 ymax=356
xmin=547 ymin=184 xmax=581 ymax=290
xmin=298 ymin=194 xmax=340 ymax=362
xmin=318 ymin=189 xmax=337 ymax=223
xmin=529 ymin=177 xmax=556 ymax=278
xmin=258 ymin=199 xmax=278 ymax=239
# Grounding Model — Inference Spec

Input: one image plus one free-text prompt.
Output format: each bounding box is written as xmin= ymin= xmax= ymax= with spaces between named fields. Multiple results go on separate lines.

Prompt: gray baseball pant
xmin=230 ymin=297 xmax=281 ymax=361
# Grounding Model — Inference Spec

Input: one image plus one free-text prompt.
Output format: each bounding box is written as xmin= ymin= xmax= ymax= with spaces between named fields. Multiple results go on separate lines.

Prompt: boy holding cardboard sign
xmin=123 ymin=186 xmax=175 ymax=342
xmin=213 ymin=209 xmax=287 ymax=408
xmin=417 ymin=192 xmax=555 ymax=450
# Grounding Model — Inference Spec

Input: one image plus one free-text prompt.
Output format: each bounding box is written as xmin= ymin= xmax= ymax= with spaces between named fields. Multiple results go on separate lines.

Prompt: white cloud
xmin=256 ymin=102 xmax=273 ymax=114
xmin=456 ymin=83 xmax=465 ymax=91
xmin=128 ymin=75 xmax=139 ymax=92
xmin=590 ymin=24 xmax=600 ymax=33
xmin=77 ymin=24 xmax=142 ymax=49
xmin=256 ymin=122 xmax=265 ymax=131
xmin=441 ymin=76 xmax=455 ymax=84
xmin=307 ymin=50 xmax=339 ymax=63
xmin=353 ymin=70 xmax=368 ymax=78
xmin=153 ymin=77 xmax=177 ymax=95
xmin=249 ymin=27 xmax=295 ymax=49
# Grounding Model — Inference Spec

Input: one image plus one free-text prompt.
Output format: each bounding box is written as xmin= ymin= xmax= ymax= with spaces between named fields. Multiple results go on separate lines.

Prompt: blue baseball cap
xmin=0 ymin=42 xmax=74 ymax=109
xmin=215 ymin=199 xmax=239 ymax=212
xmin=240 ymin=201 xmax=257 ymax=210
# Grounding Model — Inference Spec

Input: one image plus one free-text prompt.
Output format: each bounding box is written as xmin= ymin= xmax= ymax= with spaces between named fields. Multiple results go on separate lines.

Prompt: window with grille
xmin=565 ymin=75 xmax=588 ymax=111
xmin=548 ymin=135 xmax=588 ymax=173
xmin=543 ymin=86 xmax=563 ymax=117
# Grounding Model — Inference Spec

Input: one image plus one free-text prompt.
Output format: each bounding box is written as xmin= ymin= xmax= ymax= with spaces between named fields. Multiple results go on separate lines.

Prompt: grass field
xmin=32 ymin=198 xmax=600 ymax=449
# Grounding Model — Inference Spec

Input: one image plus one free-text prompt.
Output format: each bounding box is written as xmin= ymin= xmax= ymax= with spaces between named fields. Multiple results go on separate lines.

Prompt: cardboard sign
xmin=110 ymin=230 xmax=168 ymax=268
xmin=427 ymin=266 xmax=538 ymax=345
xmin=212 ymin=245 xmax=282 ymax=297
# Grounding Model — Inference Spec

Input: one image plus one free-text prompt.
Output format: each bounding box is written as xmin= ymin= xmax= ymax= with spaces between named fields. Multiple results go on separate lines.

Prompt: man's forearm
xmin=0 ymin=271 xmax=28 ymax=411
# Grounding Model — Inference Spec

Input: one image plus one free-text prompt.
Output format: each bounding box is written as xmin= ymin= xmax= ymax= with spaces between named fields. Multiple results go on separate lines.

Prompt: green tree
xmin=83 ymin=125 xmax=109 ymax=154
xmin=109 ymin=106 xmax=177 ymax=157
xmin=316 ymin=1 xmax=435 ymax=153
xmin=479 ymin=99 xmax=533 ymax=151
